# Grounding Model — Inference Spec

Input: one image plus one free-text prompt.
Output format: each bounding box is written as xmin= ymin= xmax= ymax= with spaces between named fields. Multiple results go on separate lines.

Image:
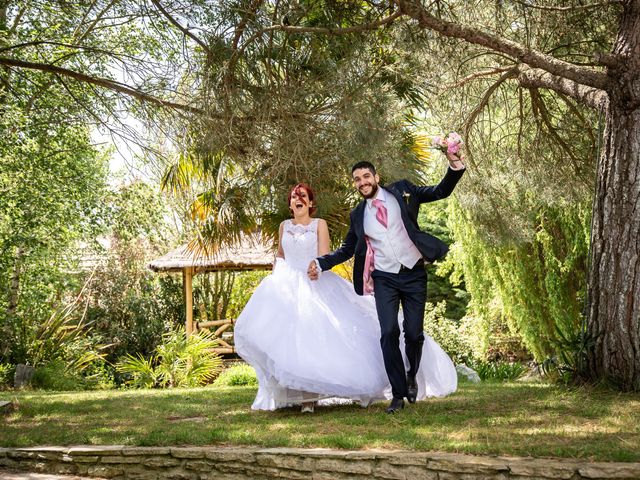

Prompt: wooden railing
xmin=194 ymin=318 xmax=235 ymax=354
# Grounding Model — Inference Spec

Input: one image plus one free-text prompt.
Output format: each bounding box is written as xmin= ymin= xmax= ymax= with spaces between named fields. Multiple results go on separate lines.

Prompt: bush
xmin=84 ymin=241 xmax=184 ymax=366
xmin=31 ymin=360 xmax=84 ymax=391
xmin=81 ymin=360 xmax=117 ymax=390
xmin=213 ymin=363 xmax=258 ymax=387
xmin=29 ymin=355 xmax=115 ymax=391
xmin=458 ymin=312 xmax=530 ymax=363
xmin=541 ymin=324 xmax=596 ymax=385
xmin=423 ymin=301 xmax=473 ymax=363
xmin=467 ymin=360 xmax=527 ymax=382
xmin=116 ymin=353 xmax=157 ymax=388
xmin=0 ymin=364 xmax=14 ymax=389
xmin=116 ymin=328 xmax=223 ymax=388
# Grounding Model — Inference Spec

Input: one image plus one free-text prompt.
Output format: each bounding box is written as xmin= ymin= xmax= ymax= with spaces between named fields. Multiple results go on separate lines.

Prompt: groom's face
xmin=352 ymin=167 xmax=380 ymax=199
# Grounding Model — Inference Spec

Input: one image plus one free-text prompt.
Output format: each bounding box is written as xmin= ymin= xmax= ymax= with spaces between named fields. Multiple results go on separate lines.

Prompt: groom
xmin=308 ymin=155 xmax=465 ymax=413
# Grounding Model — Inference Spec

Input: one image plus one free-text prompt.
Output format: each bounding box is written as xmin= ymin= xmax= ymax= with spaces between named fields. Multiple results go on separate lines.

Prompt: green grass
xmin=1 ymin=381 xmax=639 ymax=462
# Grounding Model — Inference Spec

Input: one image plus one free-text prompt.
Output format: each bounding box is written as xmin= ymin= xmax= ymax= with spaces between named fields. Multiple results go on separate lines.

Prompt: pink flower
xmin=446 ymin=132 xmax=463 ymax=154
xmin=432 ymin=131 xmax=463 ymax=155
xmin=431 ymin=135 xmax=448 ymax=150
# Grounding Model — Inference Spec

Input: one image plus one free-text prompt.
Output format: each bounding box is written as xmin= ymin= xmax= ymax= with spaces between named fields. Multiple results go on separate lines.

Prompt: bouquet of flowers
xmin=432 ymin=132 xmax=463 ymax=157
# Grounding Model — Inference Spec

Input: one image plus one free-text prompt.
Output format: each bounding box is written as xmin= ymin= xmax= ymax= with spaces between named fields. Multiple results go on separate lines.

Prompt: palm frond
xmin=115 ymin=353 xmax=157 ymax=389
xmin=188 ymin=183 xmax=258 ymax=255
xmin=160 ymin=152 xmax=204 ymax=194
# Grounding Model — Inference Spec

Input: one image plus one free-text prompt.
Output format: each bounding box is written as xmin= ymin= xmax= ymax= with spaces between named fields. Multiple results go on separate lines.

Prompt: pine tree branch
xmin=228 ymin=9 xmax=402 ymax=78
xmin=446 ymin=66 xmax=514 ymax=88
xmin=463 ymin=68 xmax=518 ymax=163
xmin=530 ymin=88 xmax=583 ymax=176
xmin=397 ymin=0 xmax=610 ymax=91
xmin=517 ymin=65 xmax=609 ymax=110
xmin=0 ymin=56 xmax=315 ymax=122
xmin=513 ymin=0 xmax=623 ymax=12
xmin=236 ymin=6 xmax=401 ymax=60
xmin=231 ymin=0 xmax=264 ymax=50
xmin=149 ymin=0 xmax=212 ymax=55
xmin=0 ymin=56 xmax=206 ymax=115
xmin=74 ymin=0 xmax=118 ymax=44
xmin=257 ymin=9 xmax=403 ymax=36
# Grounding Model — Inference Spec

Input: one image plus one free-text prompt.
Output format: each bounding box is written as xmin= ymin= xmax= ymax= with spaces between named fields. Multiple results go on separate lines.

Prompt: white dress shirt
xmin=364 ymin=188 xmax=422 ymax=273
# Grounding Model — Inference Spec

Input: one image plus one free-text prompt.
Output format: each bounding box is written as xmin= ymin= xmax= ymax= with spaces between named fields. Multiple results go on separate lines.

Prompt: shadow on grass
xmin=1 ymin=383 xmax=639 ymax=461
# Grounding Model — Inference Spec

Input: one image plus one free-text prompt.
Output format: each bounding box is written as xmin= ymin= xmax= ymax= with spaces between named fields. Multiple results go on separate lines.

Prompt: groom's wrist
xmin=448 ymin=160 xmax=466 ymax=171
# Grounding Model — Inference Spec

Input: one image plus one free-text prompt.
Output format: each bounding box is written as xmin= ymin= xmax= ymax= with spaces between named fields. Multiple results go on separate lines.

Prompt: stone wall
xmin=1 ymin=446 xmax=639 ymax=479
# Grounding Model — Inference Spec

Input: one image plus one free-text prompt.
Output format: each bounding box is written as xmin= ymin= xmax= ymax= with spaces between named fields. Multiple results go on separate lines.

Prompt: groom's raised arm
xmin=413 ymin=166 xmax=465 ymax=203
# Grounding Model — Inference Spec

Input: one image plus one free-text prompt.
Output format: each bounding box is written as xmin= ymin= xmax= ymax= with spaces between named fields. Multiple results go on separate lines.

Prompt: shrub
xmin=116 ymin=328 xmax=223 ymax=388
xmin=458 ymin=313 xmax=530 ymax=362
xmin=29 ymin=353 xmax=115 ymax=391
xmin=423 ymin=301 xmax=473 ymax=363
xmin=541 ymin=324 xmax=596 ymax=385
xmin=467 ymin=360 xmax=527 ymax=382
xmin=84 ymin=241 xmax=184 ymax=366
xmin=10 ymin=285 xmax=111 ymax=391
xmin=116 ymin=353 xmax=157 ymax=388
xmin=31 ymin=360 xmax=84 ymax=391
xmin=0 ymin=364 xmax=14 ymax=389
xmin=213 ymin=363 xmax=258 ymax=387
xmin=81 ymin=359 xmax=117 ymax=390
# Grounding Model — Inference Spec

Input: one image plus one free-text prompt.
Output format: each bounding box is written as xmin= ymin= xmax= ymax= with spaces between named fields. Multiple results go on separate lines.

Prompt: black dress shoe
xmin=385 ymin=397 xmax=405 ymax=414
xmin=407 ymin=375 xmax=418 ymax=404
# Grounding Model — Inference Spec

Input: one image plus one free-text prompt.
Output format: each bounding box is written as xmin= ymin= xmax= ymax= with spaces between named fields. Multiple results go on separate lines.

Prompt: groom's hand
xmin=307 ymin=260 xmax=319 ymax=281
xmin=446 ymin=151 xmax=466 ymax=170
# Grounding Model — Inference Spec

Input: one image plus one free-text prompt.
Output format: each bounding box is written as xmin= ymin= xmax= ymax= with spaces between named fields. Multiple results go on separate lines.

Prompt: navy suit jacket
xmin=317 ymin=167 xmax=465 ymax=295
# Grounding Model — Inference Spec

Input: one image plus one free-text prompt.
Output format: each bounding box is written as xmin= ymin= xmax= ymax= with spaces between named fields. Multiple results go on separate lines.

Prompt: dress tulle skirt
xmin=234 ymin=259 xmax=457 ymax=410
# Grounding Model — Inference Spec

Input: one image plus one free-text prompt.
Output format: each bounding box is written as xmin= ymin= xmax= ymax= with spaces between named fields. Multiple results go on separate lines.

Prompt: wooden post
xmin=183 ymin=267 xmax=194 ymax=336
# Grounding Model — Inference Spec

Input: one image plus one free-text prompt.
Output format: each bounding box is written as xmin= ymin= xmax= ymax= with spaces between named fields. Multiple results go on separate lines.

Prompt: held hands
xmin=307 ymin=260 xmax=319 ymax=281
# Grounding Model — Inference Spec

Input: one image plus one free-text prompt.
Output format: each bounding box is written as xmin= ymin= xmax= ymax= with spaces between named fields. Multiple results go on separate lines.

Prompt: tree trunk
xmin=587 ymin=0 xmax=640 ymax=391
xmin=0 ymin=1 xmax=9 ymax=108
xmin=2 ymin=247 xmax=22 ymax=359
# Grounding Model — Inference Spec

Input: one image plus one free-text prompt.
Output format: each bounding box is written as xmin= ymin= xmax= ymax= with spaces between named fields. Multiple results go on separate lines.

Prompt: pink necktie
xmin=363 ymin=199 xmax=388 ymax=295
xmin=372 ymin=199 xmax=387 ymax=228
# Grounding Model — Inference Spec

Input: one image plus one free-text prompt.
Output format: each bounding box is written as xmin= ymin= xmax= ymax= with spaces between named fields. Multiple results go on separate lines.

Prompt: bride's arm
xmin=317 ymin=219 xmax=330 ymax=256
xmin=274 ymin=221 xmax=285 ymax=267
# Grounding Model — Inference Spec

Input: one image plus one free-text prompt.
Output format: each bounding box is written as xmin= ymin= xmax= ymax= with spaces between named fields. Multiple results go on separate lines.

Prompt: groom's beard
xmin=359 ymin=182 xmax=379 ymax=199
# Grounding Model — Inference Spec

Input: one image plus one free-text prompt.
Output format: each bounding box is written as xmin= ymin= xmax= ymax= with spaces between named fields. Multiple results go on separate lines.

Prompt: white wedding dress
xmin=234 ymin=218 xmax=457 ymax=410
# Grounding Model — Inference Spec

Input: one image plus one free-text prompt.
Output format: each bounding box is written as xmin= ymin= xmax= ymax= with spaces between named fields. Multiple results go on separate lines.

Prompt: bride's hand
xmin=307 ymin=260 xmax=319 ymax=281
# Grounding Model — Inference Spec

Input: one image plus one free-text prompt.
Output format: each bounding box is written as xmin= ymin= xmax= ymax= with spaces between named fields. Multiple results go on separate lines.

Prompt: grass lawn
xmin=1 ymin=381 xmax=639 ymax=462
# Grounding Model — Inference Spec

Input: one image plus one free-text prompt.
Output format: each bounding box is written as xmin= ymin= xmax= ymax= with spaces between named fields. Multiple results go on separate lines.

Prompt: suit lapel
xmin=383 ymin=184 xmax=413 ymax=229
xmin=354 ymin=200 xmax=366 ymax=249
xmin=385 ymin=184 xmax=402 ymax=204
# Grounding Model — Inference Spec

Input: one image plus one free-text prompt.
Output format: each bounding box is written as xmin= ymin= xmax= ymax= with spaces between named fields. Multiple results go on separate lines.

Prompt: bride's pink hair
xmin=288 ymin=183 xmax=317 ymax=216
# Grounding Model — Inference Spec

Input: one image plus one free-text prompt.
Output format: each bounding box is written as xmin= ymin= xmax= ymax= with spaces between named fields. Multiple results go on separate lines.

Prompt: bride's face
xmin=290 ymin=188 xmax=311 ymax=216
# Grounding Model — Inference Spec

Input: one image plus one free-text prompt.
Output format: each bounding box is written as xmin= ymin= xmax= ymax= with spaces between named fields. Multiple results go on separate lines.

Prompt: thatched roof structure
xmin=149 ymin=233 xmax=275 ymax=349
xmin=148 ymin=233 xmax=275 ymax=273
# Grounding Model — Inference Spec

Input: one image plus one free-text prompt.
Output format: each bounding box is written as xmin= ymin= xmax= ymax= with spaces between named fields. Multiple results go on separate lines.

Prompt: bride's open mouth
xmin=295 ymin=202 xmax=304 ymax=210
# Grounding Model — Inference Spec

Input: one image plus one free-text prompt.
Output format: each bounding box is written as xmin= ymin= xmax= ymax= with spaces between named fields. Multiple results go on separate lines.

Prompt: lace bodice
xmin=281 ymin=218 xmax=319 ymax=270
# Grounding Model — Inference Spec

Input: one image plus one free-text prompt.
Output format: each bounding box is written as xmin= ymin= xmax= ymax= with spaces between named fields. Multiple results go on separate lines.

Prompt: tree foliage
xmin=1 ymin=0 xmax=638 ymax=388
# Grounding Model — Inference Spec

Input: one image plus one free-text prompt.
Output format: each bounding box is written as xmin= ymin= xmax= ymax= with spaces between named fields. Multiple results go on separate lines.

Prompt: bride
xmin=234 ymin=183 xmax=457 ymax=412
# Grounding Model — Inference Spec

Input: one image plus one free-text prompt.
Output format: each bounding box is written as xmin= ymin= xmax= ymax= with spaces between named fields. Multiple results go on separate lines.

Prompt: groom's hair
xmin=351 ymin=161 xmax=376 ymax=176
